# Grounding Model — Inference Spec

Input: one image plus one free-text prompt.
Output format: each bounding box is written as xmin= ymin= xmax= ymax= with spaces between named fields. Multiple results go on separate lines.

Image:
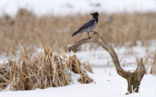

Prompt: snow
xmin=72 ymin=45 xmax=155 ymax=68
xmin=0 ymin=54 xmax=9 ymax=64
xmin=0 ymin=68 xmax=156 ymax=97
xmin=0 ymin=44 xmax=156 ymax=97
xmin=0 ymin=0 xmax=156 ymax=17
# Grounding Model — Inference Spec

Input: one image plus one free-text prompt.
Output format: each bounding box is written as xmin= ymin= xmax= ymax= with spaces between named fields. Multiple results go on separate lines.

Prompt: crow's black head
xmin=90 ymin=12 xmax=99 ymax=17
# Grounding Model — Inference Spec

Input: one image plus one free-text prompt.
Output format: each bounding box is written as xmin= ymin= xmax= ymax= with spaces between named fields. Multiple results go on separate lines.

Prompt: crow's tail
xmin=72 ymin=30 xmax=80 ymax=37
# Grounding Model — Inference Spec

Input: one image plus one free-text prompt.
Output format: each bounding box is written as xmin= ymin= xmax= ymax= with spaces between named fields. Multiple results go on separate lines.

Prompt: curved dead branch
xmin=68 ymin=33 xmax=146 ymax=94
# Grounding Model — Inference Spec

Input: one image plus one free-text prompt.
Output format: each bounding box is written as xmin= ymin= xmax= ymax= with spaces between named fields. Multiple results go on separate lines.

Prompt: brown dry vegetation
xmin=0 ymin=9 xmax=156 ymax=54
xmin=0 ymin=47 xmax=93 ymax=90
xmin=150 ymin=50 xmax=156 ymax=74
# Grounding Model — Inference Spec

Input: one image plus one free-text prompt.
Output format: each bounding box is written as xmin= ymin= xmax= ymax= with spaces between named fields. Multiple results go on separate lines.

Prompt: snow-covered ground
xmin=1 ymin=68 xmax=156 ymax=97
xmin=72 ymin=43 xmax=155 ymax=71
xmin=0 ymin=44 xmax=156 ymax=97
xmin=0 ymin=0 xmax=156 ymax=17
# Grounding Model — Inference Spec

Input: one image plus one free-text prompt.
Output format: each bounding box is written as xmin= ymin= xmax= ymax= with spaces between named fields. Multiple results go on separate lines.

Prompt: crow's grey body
xmin=72 ymin=12 xmax=99 ymax=37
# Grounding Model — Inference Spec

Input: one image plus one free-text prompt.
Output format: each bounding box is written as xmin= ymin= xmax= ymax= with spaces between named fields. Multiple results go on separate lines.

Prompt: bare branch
xmin=69 ymin=33 xmax=129 ymax=79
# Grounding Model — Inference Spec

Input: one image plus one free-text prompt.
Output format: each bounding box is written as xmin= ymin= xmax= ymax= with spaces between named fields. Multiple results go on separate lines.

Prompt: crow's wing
xmin=78 ymin=18 xmax=95 ymax=32
xmin=72 ymin=18 xmax=95 ymax=37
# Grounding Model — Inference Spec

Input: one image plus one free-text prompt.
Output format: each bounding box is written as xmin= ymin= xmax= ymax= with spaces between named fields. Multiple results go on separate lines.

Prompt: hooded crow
xmin=72 ymin=12 xmax=99 ymax=37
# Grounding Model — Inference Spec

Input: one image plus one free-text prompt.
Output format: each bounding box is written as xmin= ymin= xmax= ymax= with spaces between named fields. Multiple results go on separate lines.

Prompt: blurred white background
xmin=0 ymin=0 xmax=156 ymax=16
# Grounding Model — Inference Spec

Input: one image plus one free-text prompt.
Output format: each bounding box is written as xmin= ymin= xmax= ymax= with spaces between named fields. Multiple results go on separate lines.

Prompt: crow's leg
xmin=87 ymin=32 xmax=91 ymax=38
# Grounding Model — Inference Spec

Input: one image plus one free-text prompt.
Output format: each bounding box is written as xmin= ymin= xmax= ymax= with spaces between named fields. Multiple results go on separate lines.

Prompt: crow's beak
xmin=90 ymin=13 xmax=93 ymax=15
